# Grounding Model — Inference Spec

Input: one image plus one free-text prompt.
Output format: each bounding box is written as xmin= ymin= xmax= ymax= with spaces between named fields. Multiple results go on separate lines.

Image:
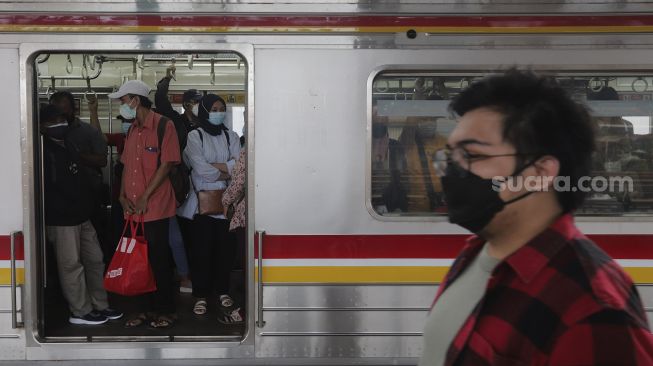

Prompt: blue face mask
xmin=120 ymin=98 xmax=137 ymax=120
xmin=121 ymin=122 xmax=132 ymax=135
xmin=208 ymin=112 xmax=226 ymax=126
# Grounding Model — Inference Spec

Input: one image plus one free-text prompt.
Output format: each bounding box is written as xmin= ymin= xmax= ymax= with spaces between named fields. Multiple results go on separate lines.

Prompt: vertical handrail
xmin=10 ymin=230 xmax=23 ymax=329
xmin=39 ymin=135 xmax=48 ymax=288
xmin=256 ymin=230 xmax=266 ymax=328
xmin=39 ymin=135 xmax=47 ymax=288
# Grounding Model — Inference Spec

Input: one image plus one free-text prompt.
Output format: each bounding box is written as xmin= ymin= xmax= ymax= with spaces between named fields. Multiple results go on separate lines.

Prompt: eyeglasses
xmin=433 ymin=145 xmax=534 ymax=177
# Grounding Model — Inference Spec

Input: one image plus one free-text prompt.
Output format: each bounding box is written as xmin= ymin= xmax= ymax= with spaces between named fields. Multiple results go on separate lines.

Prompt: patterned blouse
xmin=222 ymin=148 xmax=246 ymax=231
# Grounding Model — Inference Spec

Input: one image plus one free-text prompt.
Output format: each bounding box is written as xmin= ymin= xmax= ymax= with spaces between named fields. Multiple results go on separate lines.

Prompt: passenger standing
xmin=223 ymin=144 xmax=247 ymax=270
xmin=49 ymin=91 xmax=109 ymax=256
xmin=178 ymin=94 xmax=243 ymax=323
xmin=155 ymin=67 xmax=199 ymax=293
xmin=419 ymin=69 xmax=653 ymax=365
xmin=110 ymin=80 xmax=180 ymax=329
xmin=40 ymin=104 xmax=122 ymax=325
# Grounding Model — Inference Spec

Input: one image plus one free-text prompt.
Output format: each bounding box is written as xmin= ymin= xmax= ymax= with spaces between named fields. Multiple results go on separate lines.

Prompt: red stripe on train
xmin=0 ymin=234 xmax=24 ymax=261
xmin=2 ymin=14 xmax=653 ymax=28
xmin=260 ymin=234 xmax=653 ymax=260
xmin=0 ymin=234 xmax=650 ymax=261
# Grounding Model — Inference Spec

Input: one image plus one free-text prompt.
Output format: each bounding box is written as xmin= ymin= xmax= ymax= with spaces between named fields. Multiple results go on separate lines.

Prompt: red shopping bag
xmin=103 ymin=216 xmax=157 ymax=296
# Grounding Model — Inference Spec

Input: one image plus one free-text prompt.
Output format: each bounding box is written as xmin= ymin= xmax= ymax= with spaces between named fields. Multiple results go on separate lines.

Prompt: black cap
xmin=183 ymin=89 xmax=203 ymax=103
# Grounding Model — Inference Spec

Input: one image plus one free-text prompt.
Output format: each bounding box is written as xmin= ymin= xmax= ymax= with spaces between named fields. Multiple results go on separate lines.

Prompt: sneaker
xmin=69 ymin=312 xmax=108 ymax=325
xmin=95 ymin=308 xmax=123 ymax=320
xmin=218 ymin=307 xmax=245 ymax=325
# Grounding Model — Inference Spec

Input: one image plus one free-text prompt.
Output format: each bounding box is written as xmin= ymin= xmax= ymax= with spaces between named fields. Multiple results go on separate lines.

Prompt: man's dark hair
xmin=587 ymin=86 xmax=619 ymax=101
xmin=49 ymin=91 xmax=76 ymax=112
xmin=450 ymin=68 xmax=596 ymax=213
xmin=128 ymin=94 xmax=153 ymax=109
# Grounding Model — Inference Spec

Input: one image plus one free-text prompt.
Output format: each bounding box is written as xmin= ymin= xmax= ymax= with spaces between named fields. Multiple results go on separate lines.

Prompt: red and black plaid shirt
xmin=434 ymin=214 xmax=653 ymax=365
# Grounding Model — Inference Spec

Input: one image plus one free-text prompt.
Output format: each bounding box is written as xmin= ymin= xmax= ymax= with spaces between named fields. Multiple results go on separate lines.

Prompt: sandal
xmin=219 ymin=294 xmax=234 ymax=308
xmin=149 ymin=314 xmax=176 ymax=329
xmin=124 ymin=313 xmax=148 ymax=328
xmin=193 ymin=299 xmax=208 ymax=315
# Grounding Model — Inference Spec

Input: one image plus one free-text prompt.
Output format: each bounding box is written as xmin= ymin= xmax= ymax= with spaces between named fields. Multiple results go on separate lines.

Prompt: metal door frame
xmin=19 ymin=40 xmax=255 ymax=360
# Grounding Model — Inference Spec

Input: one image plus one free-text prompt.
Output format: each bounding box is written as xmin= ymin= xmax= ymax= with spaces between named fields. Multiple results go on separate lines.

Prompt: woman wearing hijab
xmin=177 ymin=94 xmax=243 ymax=324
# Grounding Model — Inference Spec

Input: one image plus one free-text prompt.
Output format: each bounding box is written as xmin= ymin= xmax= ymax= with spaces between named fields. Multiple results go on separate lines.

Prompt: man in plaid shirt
xmin=420 ymin=69 xmax=653 ymax=365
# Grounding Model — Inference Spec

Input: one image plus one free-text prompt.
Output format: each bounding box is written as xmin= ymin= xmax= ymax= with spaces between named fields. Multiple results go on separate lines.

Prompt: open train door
xmin=19 ymin=42 xmax=256 ymax=361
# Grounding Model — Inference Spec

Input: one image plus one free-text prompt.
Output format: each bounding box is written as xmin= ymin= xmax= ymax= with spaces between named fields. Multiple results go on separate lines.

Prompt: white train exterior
xmin=0 ymin=1 xmax=652 ymax=363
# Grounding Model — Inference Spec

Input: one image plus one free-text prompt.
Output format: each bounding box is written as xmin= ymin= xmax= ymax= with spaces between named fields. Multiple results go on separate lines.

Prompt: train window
xmin=370 ymin=72 xmax=653 ymax=217
xmin=35 ymin=52 xmax=248 ymax=341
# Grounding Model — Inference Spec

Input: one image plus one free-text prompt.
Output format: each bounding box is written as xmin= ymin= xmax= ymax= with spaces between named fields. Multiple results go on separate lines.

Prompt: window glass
xmin=370 ymin=72 xmax=653 ymax=217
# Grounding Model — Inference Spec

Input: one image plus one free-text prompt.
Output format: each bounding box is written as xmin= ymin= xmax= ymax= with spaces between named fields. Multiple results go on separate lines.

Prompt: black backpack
xmin=157 ymin=116 xmax=191 ymax=206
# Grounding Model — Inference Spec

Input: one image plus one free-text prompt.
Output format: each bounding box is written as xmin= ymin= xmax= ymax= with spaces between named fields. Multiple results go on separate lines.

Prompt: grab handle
xmin=10 ymin=230 xmax=23 ymax=329
xmin=256 ymin=230 xmax=266 ymax=328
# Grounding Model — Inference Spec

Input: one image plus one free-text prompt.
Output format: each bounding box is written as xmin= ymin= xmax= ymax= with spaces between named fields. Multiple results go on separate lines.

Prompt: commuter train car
xmin=1 ymin=1 xmax=653 ymax=363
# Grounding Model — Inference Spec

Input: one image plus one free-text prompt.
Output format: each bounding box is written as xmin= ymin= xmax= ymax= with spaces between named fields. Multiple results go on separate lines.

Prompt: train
xmin=0 ymin=1 xmax=653 ymax=363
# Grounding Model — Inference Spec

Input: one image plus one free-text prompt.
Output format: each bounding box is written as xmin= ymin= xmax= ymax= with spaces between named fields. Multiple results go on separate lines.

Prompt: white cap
xmin=108 ymin=80 xmax=151 ymax=99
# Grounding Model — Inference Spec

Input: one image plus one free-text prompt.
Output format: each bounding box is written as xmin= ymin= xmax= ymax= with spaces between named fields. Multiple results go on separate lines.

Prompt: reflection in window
xmin=370 ymin=73 xmax=653 ymax=217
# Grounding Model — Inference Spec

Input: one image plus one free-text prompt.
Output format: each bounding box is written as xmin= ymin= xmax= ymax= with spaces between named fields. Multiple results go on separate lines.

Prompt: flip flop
xmin=149 ymin=314 xmax=176 ymax=329
xmin=124 ymin=313 xmax=148 ymax=328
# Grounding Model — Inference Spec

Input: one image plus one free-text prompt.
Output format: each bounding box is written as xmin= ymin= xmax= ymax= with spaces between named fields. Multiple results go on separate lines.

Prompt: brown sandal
xmin=124 ymin=313 xmax=148 ymax=328
xmin=149 ymin=314 xmax=176 ymax=329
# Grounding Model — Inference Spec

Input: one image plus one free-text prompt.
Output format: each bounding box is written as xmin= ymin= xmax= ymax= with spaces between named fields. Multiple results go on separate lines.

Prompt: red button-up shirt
xmin=434 ymin=214 xmax=653 ymax=365
xmin=121 ymin=111 xmax=180 ymax=222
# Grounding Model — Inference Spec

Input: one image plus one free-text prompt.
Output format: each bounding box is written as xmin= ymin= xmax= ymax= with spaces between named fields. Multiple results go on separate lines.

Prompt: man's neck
xmin=134 ymin=107 xmax=150 ymax=128
xmin=67 ymin=116 xmax=78 ymax=126
xmin=483 ymin=198 xmax=563 ymax=260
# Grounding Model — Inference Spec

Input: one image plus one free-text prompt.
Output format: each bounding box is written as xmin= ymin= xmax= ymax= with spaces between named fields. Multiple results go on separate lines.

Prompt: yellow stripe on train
xmin=0 ymin=266 xmax=651 ymax=285
xmin=0 ymin=268 xmax=24 ymax=285
xmin=255 ymin=266 xmax=653 ymax=284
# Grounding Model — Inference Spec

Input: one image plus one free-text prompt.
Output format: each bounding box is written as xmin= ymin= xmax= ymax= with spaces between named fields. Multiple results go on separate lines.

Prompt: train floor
xmin=42 ymin=267 xmax=246 ymax=340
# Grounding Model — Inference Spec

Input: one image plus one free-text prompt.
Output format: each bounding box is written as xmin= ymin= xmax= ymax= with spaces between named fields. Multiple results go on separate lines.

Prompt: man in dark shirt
xmin=49 ymin=91 xmax=107 ymax=174
xmin=421 ymin=69 xmax=653 ymax=365
xmin=40 ymin=104 xmax=122 ymax=325
xmin=155 ymin=66 xmax=200 ymax=149
xmin=50 ymin=91 xmax=110 ymax=257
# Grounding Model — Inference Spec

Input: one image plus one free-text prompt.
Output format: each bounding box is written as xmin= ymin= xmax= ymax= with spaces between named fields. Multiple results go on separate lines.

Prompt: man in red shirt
xmin=420 ymin=69 xmax=653 ymax=365
xmin=108 ymin=80 xmax=180 ymax=329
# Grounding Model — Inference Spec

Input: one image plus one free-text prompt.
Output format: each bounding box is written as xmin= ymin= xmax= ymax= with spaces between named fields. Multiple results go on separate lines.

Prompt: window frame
xmin=366 ymin=66 xmax=653 ymax=223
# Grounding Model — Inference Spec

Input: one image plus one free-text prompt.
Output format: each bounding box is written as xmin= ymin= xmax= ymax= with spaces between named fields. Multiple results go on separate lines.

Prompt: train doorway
xmin=31 ymin=50 xmax=250 ymax=343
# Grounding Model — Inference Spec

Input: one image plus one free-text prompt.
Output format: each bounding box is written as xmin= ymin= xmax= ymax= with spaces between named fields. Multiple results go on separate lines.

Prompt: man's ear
xmin=533 ymin=155 xmax=560 ymax=191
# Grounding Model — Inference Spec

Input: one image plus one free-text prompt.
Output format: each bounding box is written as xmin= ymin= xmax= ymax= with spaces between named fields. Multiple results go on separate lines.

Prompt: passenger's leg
xmin=78 ymin=220 xmax=109 ymax=311
xmin=190 ymin=215 xmax=214 ymax=299
xmin=47 ymin=225 xmax=93 ymax=317
xmin=234 ymin=227 xmax=246 ymax=271
xmin=168 ymin=216 xmax=191 ymax=290
xmin=143 ymin=219 xmax=175 ymax=315
xmin=177 ymin=216 xmax=193 ymax=257
xmin=215 ymin=219 xmax=236 ymax=296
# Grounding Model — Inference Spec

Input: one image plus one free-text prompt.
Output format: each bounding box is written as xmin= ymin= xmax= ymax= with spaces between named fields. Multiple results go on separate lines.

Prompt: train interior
xmin=370 ymin=72 xmax=653 ymax=217
xmin=33 ymin=52 xmax=248 ymax=341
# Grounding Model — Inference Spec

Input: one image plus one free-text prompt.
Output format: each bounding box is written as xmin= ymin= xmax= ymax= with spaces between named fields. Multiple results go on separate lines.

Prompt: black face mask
xmin=441 ymin=160 xmax=534 ymax=233
xmin=43 ymin=123 xmax=69 ymax=141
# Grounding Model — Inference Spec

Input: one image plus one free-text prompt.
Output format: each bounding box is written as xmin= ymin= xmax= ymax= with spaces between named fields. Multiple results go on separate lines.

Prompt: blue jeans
xmin=169 ymin=216 xmax=190 ymax=277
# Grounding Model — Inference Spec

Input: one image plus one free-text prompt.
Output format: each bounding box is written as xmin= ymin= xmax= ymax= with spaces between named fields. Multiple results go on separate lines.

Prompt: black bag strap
xmin=156 ymin=115 xmax=169 ymax=168
xmin=415 ymin=134 xmax=438 ymax=211
xmin=196 ymin=127 xmax=233 ymax=159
